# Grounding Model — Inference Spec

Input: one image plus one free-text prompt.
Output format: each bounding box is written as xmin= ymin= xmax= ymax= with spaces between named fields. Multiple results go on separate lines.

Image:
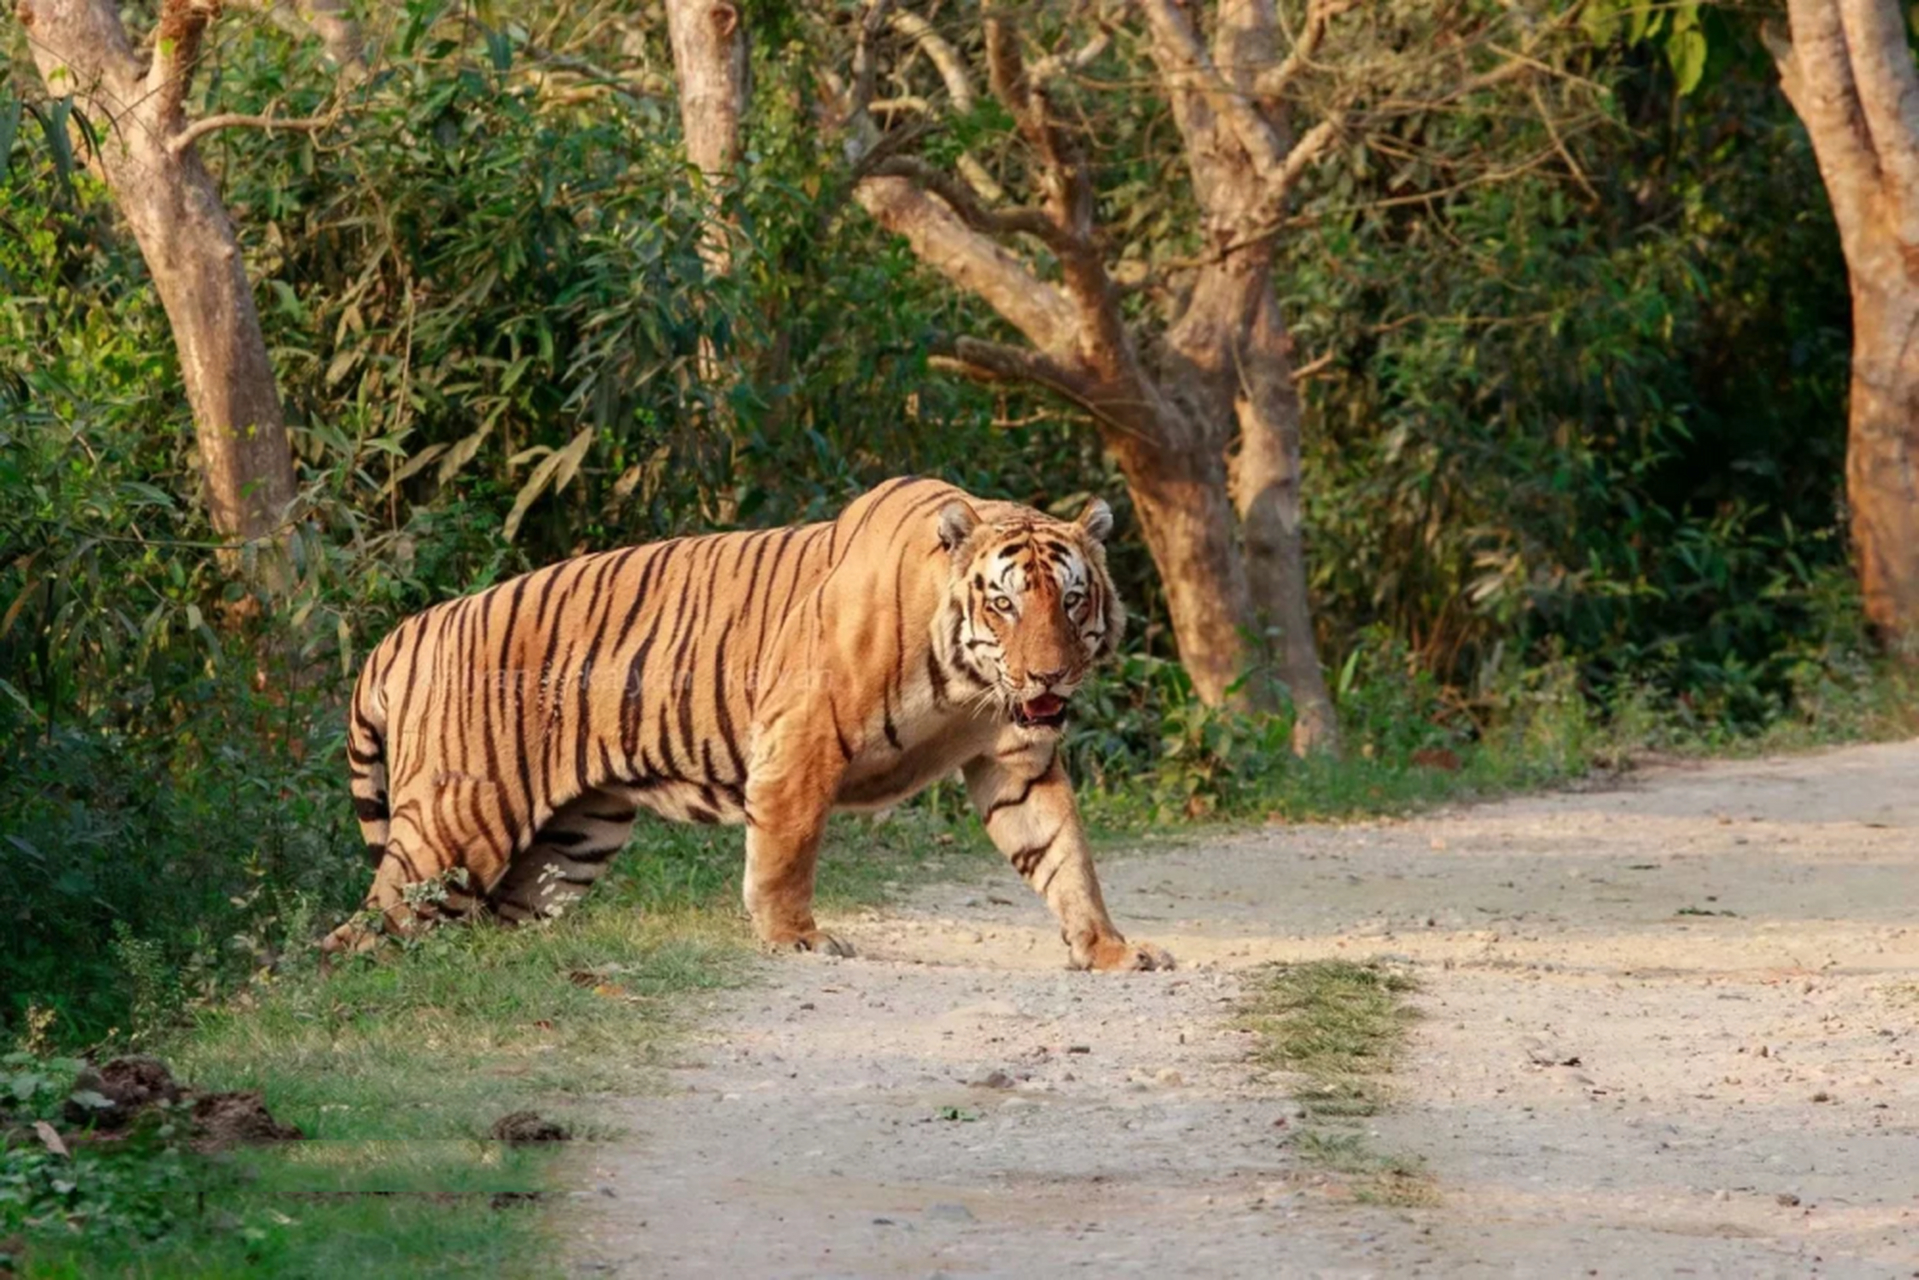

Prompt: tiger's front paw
xmin=320 ymin=918 xmax=382 ymax=960
xmin=765 ymin=927 xmax=856 ymax=959
xmin=1078 ymin=934 xmax=1175 ymax=972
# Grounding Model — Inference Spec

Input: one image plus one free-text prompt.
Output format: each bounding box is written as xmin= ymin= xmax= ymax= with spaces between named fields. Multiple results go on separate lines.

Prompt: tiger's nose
xmin=1032 ymin=666 xmax=1068 ymax=687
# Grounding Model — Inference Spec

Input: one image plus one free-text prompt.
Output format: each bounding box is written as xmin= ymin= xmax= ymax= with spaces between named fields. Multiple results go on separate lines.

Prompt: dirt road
xmin=569 ymin=740 xmax=1919 ymax=1278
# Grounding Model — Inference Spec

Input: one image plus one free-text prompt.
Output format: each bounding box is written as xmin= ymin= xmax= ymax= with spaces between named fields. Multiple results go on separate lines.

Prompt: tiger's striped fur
xmin=325 ymin=476 xmax=1170 ymax=971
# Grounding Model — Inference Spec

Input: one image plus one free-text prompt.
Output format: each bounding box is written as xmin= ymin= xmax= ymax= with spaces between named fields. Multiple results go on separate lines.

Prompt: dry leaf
xmin=34 ymin=1120 xmax=69 ymax=1158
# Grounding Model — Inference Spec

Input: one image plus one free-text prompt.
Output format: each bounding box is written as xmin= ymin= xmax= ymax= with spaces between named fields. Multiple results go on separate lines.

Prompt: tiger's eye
xmin=991 ymin=596 xmax=1015 ymax=614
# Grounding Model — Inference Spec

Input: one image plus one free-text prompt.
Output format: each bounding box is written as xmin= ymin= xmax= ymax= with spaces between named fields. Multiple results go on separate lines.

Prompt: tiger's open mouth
xmin=1012 ymin=693 xmax=1069 ymax=729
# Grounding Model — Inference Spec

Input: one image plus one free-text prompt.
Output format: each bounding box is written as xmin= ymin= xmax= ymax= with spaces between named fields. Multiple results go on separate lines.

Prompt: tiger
xmin=325 ymin=475 xmax=1171 ymax=972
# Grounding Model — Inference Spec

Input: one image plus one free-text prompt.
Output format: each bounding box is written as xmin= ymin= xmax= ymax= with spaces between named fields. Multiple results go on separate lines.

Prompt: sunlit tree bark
xmin=15 ymin=0 xmax=324 ymax=577
xmin=1770 ymin=0 xmax=1919 ymax=656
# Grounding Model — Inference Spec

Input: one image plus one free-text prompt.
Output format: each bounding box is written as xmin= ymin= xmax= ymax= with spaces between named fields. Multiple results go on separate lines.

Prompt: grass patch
xmin=6 ymin=849 xmax=749 ymax=1276
xmin=2 ymin=805 xmax=1002 ymax=1277
xmin=1240 ymin=959 xmax=1435 ymax=1207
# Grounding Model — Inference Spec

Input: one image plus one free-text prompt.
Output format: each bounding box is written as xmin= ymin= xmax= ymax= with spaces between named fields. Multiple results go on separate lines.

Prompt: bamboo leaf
xmin=436 ymin=427 xmax=491 ymax=484
xmin=502 ymin=448 xmax=568 ymax=542
xmin=550 ymin=426 xmax=595 ymax=494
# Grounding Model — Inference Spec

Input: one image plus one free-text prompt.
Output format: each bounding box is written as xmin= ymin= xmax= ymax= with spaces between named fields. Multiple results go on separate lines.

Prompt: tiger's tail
xmin=345 ymin=644 xmax=391 ymax=868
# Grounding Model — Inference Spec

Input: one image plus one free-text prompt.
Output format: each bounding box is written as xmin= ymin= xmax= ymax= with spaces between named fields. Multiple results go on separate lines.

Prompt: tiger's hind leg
xmin=323 ymin=774 xmax=505 ymax=954
xmin=487 ymin=788 xmax=638 ymax=924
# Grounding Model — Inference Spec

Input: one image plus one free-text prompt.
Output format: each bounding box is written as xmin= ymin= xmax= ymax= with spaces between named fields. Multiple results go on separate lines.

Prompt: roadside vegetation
xmin=6 ymin=0 xmax=1919 ymax=1272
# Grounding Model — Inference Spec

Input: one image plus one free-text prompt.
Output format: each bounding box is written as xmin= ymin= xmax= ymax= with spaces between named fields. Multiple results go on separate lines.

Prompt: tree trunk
xmin=1233 ymin=284 xmax=1338 ymax=751
xmin=1159 ymin=241 xmax=1337 ymax=747
xmin=118 ymin=156 xmax=298 ymax=557
xmin=18 ymin=0 xmax=297 ymax=575
xmin=1104 ymin=428 xmax=1261 ymax=708
xmin=665 ymin=0 xmax=749 ymax=519
xmin=1770 ymin=0 xmax=1919 ymax=656
xmin=1846 ymin=274 xmax=1919 ymax=654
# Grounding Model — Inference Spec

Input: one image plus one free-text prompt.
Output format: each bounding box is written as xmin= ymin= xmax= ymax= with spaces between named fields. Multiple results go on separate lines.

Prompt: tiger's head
xmin=938 ymin=496 xmax=1125 ymax=732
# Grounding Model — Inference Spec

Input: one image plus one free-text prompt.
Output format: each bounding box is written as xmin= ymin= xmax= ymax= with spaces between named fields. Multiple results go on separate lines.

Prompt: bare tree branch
xmin=1260 ymin=0 xmax=1357 ymax=100
xmin=1030 ymin=28 xmax=1113 ymax=85
xmin=881 ymin=7 xmax=1003 ymax=199
xmin=981 ymin=16 xmax=1129 ymax=374
xmin=929 ymin=336 xmax=1095 ymax=401
xmin=846 ymin=0 xmax=895 ymax=133
xmin=1136 ymin=0 xmax=1289 ymax=188
xmin=147 ymin=0 xmax=217 ymax=126
xmin=889 ymin=9 xmax=974 ymax=111
xmin=167 ymin=109 xmax=334 ymax=157
xmin=1771 ymin=1 xmax=1881 ymax=233
xmin=1271 ymin=117 xmax=1339 ymax=203
xmin=867 ymin=155 xmax=1068 ymax=249
xmin=853 ymin=173 xmax=1082 ymax=355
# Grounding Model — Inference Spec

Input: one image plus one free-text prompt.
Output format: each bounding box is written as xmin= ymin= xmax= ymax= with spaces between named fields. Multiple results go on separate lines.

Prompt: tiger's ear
xmin=937 ymin=500 xmax=980 ymax=553
xmin=1076 ymin=498 xmax=1114 ymax=543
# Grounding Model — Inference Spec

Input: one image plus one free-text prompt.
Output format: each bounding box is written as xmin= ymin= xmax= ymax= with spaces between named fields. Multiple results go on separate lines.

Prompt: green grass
xmin=9 ymin=899 xmax=744 ymax=1277
xmin=1240 ymin=960 xmax=1435 ymax=1207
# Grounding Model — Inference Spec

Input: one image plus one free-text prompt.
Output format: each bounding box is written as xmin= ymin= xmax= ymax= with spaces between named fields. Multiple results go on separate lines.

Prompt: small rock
xmin=924 ymin=1202 xmax=975 ymax=1222
xmin=1712 ymin=1189 xmax=1730 ymax=1202
xmin=1811 ymin=1091 xmax=1833 ymax=1103
xmin=1065 ymin=1045 xmax=1091 ymax=1055
xmin=970 ymin=1070 xmax=1016 ymax=1090
xmin=1776 ymin=1192 xmax=1801 ymax=1207
xmin=1155 ymin=1069 xmax=1184 ymax=1086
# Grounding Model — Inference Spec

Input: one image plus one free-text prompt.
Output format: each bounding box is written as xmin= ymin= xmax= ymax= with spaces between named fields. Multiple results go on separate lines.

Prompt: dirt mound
xmin=191 ymin=1090 xmax=302 ymax=1146
xmin=61 ymin=1055 xmax=300 ymax=1147
xmin=490 ymin=1110 xmax=569 ymax=1144
xmin=66 ymin=1055 xmax=183 ymax=1127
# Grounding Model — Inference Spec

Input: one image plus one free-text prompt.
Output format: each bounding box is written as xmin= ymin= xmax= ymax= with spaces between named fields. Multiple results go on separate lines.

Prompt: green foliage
xmin=1292 ymin=27 xmax=1854 ymax=726
xmin=0 ymin=1055 xmax=203 ymax=1249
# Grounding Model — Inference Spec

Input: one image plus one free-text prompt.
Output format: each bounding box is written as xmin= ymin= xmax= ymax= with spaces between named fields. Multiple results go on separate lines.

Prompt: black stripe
xmin=711 ymin=618 xmax=746 ymax=781
xmin=564 ymin=844 xmax=623 ymax=865
xmin=986 ymin=762 xmax=1054 ymax=819
xmin=671 ymin=585 xmax=704 ymax=775
xmin=1010 ymin=830 xmax=1058 ymax=878
xmin=826 ymin=689 xmax=855 ymax=760
xmin=534 ymin=565 xmax=575 ymax=720
xmin=620 ymin=545 xmax=679 ymax=756
xmin=1038 ymin=857 xmax=1064 ymax=896
xmin=354 ymin=796 xmax=390 ymax=823
xmin=737 ymin=531 xmax=775 ymax=707
xmin=751 ymin=526 xmax=802 ymax=679
xmin=926 ymin=645 xmax=950 ymax=708
xmin=496 ymin=575 xmax=536 ymax=853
